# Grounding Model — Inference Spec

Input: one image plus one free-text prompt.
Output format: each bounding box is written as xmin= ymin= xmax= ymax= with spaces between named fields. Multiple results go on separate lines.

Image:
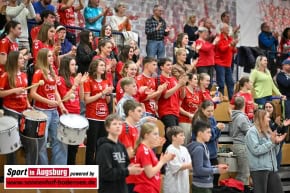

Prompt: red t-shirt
xmin=157 ymin=75 xmax=180 ymax=118
xmin=0 ymin=37 xmax=18 ymax=74
xmin=179 ymin=87 xmax=201 ymax=123
xmin=57 ymin=76 xmax=80 ymax=114
xmin=133 ymin=143 xmax=161 ymax=193
xmin=119 ymin=122 xmax=139 ymax=184
xmin=84 ymin=77 xmax=109 ymax=120
xmin=30 ymin=25 xmax=41 ymax=42
xmin=230 ymin=91 xmax=254 ymax=120
xmin=57 ymin=4 xmax=75 ymax=33
xmin=0 ymin=72 xmax=28 ymax=113
xmin=198 ymin=88 xmax=213 ymax=103
xmin=136 ymin=74 xmax=157 ymax=115
xmin=93 ymin=55 xmax=113 ymax=86
xmin=195 ymin=39 xmax=215 ymax=67
xmin=32 ymin=69 xmax=57 ymax=110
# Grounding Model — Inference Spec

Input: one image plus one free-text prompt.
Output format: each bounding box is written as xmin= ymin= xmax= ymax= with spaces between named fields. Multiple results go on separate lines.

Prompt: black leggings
xmin=85 ymin=120 xmax=107 ymax=165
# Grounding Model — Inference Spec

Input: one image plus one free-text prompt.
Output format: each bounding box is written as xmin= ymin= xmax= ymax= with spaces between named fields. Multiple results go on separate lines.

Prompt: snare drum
xmin=0 ymin=116 xmax=21 ymax=154
xmin=57 ymin=114 xmax=89 ymax=145
xmin=20 ymin=110 xmax=47 ymax=138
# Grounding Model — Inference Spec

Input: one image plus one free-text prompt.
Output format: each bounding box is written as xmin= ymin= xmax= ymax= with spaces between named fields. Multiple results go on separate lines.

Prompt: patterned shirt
xmin=145 ymin=16 xmax=168 ymax=41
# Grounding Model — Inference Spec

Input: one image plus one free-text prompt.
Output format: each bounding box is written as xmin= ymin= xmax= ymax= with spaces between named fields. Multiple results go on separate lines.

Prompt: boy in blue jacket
xmin=187 ymin=120 xmax=228 ymax=193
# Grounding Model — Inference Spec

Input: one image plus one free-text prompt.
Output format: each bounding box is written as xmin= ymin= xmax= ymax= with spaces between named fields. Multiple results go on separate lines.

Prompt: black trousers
xmin=67 ymin=145 xmax=79 ymax=165
xmin=85 ymin=120 xmax=107 ymax=165
xmin=160 ymin=114 xmax=179 ymax=153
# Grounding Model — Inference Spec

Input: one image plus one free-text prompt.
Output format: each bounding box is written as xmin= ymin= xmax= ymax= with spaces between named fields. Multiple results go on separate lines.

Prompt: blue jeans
xmin=38 ymin=109 xmax=67 ymax=165
xmin=146 ymin=40 xmax=165 ymax=59
xmin=215 ymin=65 xmax=234 ymax=100
xmin=254 ymin=96 xmax=272 ymax=108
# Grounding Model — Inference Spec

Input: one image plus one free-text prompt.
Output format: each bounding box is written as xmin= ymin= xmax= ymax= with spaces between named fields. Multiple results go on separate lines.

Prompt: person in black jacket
xmin=96 ymin=114 xmax=143 ymax=193
xmin=76 ymin=30 xmax=98 ymax=74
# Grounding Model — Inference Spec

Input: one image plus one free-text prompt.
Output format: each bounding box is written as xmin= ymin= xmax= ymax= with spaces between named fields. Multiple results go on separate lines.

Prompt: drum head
xmin=60 ymin=114 xmax=88 ymax=130
xmin=23 ymin=110 xmax=47 ymax=121
xmin=0 ymin=116 xmax=18 ymax=133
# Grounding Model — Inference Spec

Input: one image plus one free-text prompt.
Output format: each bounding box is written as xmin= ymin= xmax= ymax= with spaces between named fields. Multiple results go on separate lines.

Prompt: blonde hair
xmin=36 ymin=48 xmax=55 ymax=80
xmin=174 ymin=47 xmax=187 ymax=58
xmin=135 ymin=122 xmax=158 ymax=151
xmin=254 ymin=55 xmax=268 ymax=72
xmin=254 ymin=109 xmax=269 ymax=134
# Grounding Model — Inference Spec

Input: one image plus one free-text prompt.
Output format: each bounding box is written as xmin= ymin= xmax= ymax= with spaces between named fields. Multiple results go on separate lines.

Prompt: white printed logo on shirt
xmin=112 ymin=152 xmax=126 ymax=163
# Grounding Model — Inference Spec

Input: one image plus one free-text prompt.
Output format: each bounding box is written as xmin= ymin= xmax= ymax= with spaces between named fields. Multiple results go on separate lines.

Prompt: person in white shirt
xmin=163 ymin=126 xmax=192 ymax=193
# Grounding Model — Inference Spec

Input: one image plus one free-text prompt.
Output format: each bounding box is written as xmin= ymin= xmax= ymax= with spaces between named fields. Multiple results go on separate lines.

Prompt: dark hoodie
xmin=187 ymin=141 xmax=219 ymax=188
xmin=96 ymin=137 xmax=130 ymax=193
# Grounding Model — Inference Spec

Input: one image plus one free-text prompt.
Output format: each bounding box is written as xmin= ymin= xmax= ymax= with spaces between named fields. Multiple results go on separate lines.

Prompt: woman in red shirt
xmin=179 ymin=73 xmax=200 ymax=144
xmin=94 ymin=39 xmax=116 ymax=86
xmin=84 ymin=59 xmax=114 ymax=164
xmin=133 ymin=122 xmax=175 ymax=193
xmin=57 ymin=56 xmax=88 ymax=164
xmin=195 ymin=27 xmax=219 ymax=89
xmin=198 ymin=73 xmax=220 ymax=104
xmin=0 ymin=51 xmax=29 ymax=164
xmin=116 ymin=45 xmax=134 ymax=81
xmin=30 ymin=48 xmax=68 ymax=165
xmin=0 ymin=20 xmax=21 ymax=75
xmin=32 ymin=23 xmax=60 ymax=74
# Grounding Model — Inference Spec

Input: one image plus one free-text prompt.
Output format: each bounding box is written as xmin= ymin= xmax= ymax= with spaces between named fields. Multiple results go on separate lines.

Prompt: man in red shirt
xmin=57 ymin=0 xmax=84 ymax=45
xmin=136 ymin=57 xmax=167 ymax=117
xmin=157 ymin=58 xmax=187 ymax=152
xmin=215 ymin=23 xmax=238 ymax=100
xmin=118 ymin=100 xmax=143 ymax=192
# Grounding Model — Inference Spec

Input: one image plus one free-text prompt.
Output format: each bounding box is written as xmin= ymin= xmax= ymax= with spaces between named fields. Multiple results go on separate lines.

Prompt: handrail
xmin=27 ymin=20 xmax=141 ymax=46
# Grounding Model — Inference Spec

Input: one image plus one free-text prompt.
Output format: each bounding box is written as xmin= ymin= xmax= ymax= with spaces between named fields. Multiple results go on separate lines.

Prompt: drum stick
xmin=24 ymin=80 xmax=44 ymax=90
xmin=0 ymin=109 xmax=4 ymax=117
xmin=61 ymin=93 xmax=75 ymax=102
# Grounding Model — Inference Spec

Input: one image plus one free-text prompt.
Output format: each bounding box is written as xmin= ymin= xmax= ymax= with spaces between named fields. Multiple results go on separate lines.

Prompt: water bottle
xmin=215 ymin=86 xmax=220 ymax=104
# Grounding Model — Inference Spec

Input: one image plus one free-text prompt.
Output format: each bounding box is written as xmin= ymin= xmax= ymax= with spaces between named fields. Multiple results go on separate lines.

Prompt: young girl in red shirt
xmin=84 ymin=59 xmax=114 ymax=164
xmin=198 ymin=73 xmax=220 ymax=104
xmin=32 ymin=23 xmax=60 ymax=74
xmin=179 ymin=73 xmax=200 ymax=144
xmin=0 ymin=51 xmax=29 ymax=164
xmin=57 ymin=56 xmax=88 ymax=164
xmin=0 ymin=20 xmax=21 ymax=75
xmin=133 ymin=122 xmax=175 ymax=193
xmin=230 ymin=76 xmax=255 ymax=121
xmin=30 ymin=48 xmax=68 ymax=165
xmin=116 ymin=45 xmax=134 ymax=81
